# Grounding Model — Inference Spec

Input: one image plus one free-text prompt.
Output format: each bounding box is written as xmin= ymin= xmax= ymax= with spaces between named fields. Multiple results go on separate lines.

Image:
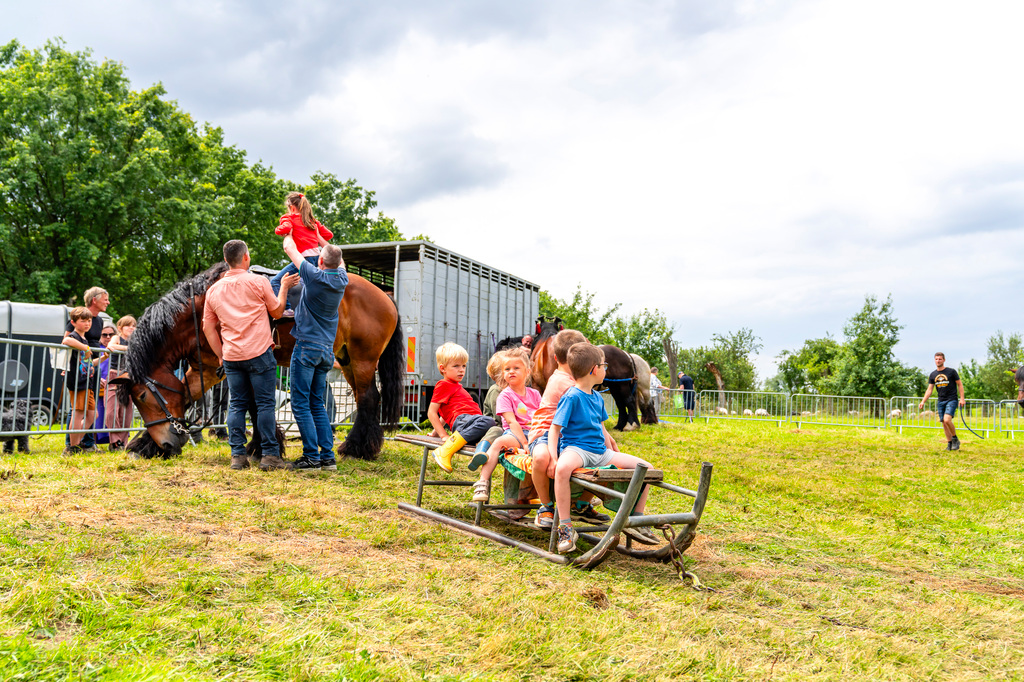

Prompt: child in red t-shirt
xmin=270 ymin=191 xmax=334 ymax=309
xmin=427 ymin=342 xmax=496 ymax=472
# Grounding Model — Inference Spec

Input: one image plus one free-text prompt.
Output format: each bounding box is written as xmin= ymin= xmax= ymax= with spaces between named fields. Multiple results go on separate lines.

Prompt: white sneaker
xmin=557 ymin=524 xmax=578 ymax=553
xmin=471 ymin=479 xmax=490 ymax=503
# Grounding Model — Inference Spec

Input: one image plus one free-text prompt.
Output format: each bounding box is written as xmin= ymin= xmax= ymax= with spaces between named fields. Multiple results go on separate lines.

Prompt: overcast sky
xmin=10 ymin=0 xmax=1024 ymax=380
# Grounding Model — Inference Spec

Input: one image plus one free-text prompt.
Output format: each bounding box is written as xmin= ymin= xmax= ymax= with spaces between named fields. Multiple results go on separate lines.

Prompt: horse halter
xmin=141 ymin=375 xmax=193 ymax=436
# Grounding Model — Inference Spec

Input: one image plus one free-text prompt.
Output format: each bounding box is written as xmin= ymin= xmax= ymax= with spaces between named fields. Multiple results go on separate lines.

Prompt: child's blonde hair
xmin=286 ymin=191 xmax=318 ymax=231
xmin=436 ymin=342 xmax=469 ymax=368
xmin=69 ymin=307 xmax=93 ymax=322
xmin=502 ymin=346 xmax=532 ymax=372
xmin=116 ymin=315 xmax=136 ymax=332
xmin=486 ymin=353 xmax=506 ymax=388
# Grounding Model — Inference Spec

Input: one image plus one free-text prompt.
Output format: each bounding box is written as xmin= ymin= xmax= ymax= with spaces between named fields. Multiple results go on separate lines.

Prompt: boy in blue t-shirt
xmin=549 ymin=343 xmax=654 ymax=554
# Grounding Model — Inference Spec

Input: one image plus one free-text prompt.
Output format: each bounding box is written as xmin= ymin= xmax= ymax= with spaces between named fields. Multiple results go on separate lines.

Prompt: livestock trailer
xmin=339 ymin=241 xmax=540 ymax=418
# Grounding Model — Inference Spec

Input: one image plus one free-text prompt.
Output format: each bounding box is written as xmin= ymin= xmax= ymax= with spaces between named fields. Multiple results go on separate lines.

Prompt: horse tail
xmin=378 ymin=311 xmax=405 ymax=427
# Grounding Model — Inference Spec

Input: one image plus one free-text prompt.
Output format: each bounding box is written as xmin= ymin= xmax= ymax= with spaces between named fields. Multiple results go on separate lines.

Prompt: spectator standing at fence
xmin=650 ymin=368 xmax=663 ymax=411
xmin=62 ymin=286 xmax=109 ymax=452
xmin=104 ymin=315 xmax=136 ymax=450
xmin=677 ymin=369 xmax=695 ymax=417
xmin=281 ymin=235 xmax=348 ymax=472
xmin=919 ymin=352 xmax=965 ymax=451
xmin=94 ymin=324 xmax=117 ymax=446
xmin=203 ymin=240 xmax=298 ymax=471
xmin=61 ymin=307 xmax=105 ymax=454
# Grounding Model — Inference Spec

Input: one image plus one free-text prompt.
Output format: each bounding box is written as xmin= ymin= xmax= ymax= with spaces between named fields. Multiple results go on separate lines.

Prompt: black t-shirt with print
xmin=928 ymin=367 xmax=960 ymax=402
xmin=65 ymin=316 xmax=104 ymax=349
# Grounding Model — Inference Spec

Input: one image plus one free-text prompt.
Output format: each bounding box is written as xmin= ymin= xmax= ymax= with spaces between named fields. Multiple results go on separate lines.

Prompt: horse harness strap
xmin=141 ymin=376 xmax=192 ymax=435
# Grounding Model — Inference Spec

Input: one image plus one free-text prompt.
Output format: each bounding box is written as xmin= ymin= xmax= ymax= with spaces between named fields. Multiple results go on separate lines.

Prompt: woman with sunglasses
xmin=103 ymin=316 xmax=137 ymax=451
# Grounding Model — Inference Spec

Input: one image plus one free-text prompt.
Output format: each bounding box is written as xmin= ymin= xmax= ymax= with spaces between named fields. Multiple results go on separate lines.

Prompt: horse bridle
xmin=140 ymin=375 xmax=193 ymax=435
xmin=139 ymin=280 xmax=213 ymax=436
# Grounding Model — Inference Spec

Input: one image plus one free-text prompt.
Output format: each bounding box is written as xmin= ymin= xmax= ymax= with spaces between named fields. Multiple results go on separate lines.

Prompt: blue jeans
xmin=271 ymin=256 xmax=319 ymax=298
xmin=224 ymin=347 xmax=279 ymax=457
xmin=289 ymin=340 xmax=335 ymax=461
xmin=937 ymin=399 xmax=957 ymax=420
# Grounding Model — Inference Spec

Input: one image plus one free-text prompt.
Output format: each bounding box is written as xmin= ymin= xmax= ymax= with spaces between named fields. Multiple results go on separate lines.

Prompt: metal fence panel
xmin=0 ymin=337 xmax=424 ymax=443
xmin=791 ymin=394 xmax=887 ymax=429
xmin=888 ymin=396 xmax=997 ymax=437
xmin=997 ymin=400 xmax=1024 ymax=438
xmin=695 ymin=390 xmax=789 ymax=426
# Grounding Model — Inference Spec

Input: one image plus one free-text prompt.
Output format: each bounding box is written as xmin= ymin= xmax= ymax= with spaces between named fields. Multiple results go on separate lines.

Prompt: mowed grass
xmin=1 ymin=421 xmax=1023 ymax=681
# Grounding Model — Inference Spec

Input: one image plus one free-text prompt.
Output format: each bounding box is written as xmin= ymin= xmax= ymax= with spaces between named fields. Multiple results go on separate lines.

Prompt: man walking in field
xmin=919 ymin=352 xmax=965 ymax=451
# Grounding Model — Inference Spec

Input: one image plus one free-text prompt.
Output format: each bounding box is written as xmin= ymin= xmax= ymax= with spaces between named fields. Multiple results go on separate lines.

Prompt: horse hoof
xmin=623 ymin=423 xmax=638 ymax=432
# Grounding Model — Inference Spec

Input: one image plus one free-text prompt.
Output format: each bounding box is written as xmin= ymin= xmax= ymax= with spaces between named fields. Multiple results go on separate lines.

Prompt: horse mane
xmin=119 ymin=262 xmax=229 ymax=404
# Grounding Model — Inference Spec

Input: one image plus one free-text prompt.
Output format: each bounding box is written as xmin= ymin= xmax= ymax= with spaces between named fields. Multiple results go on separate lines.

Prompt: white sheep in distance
xmin=743 ymin=409 xmax=753 ymax=416
xmin=717 ymin=407 xmax=729 ymax=415
xmin=889 ymin=409 xmax=902 ymax=419
xmin=754 ymin=408 xmax=770 ymax=417
xmin=800 ymin=411 xmax=812 ymax=416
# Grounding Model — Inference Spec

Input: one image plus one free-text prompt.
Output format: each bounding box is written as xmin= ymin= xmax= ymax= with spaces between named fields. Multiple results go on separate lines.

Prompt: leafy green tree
xmin=767 ymin=336 xmax=843 ymax=394
xmin=0 ymin=39 xmax=286 ymax=314
xmin=827 ymin=295 xmax=925 ymax=398
xmin=607 ymin=307 xmax=672 ymax=371
xmin=0 ymin=40 xmax=404 ymax=316
xmin=539 ymin=285 xmax=619 ymax=346
xmin=676 ymin=328 xmax=762 ymax=393
xmin=975 ymin=331 xmax=1024 ymax=400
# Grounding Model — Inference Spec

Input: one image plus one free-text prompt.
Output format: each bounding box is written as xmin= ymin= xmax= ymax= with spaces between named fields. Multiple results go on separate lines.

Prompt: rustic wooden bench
xmin=394 ymin=433 xmax=712 ymax=570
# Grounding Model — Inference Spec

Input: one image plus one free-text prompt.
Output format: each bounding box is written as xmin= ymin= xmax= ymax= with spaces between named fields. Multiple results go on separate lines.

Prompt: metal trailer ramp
xmin=395 ymin=434 xmax=713 ymax=571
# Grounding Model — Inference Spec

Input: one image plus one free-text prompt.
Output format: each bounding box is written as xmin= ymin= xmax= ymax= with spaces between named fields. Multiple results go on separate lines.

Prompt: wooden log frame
xmin=394 ymin=433 xmax=713 ymax=570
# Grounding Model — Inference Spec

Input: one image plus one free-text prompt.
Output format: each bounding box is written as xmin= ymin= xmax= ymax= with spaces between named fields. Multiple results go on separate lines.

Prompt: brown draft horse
xmin=529 ymin=316 xmax=563 ymax=393
xmin=112 ymin=261 xmax=404 ymax=460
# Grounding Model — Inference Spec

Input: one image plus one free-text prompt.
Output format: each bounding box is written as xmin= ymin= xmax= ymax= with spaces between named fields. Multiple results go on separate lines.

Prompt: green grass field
xmin=1 ymin=421 xmax=1023 ymax=681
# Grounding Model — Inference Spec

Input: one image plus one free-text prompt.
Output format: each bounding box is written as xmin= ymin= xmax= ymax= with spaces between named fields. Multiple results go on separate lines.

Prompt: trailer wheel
xmin=29 ymin=402 xmax=52 ymax=432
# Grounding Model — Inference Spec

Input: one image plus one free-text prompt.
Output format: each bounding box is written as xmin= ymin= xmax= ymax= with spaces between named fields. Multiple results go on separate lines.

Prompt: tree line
xmin=542 ymin=288 xmax=1024 ymax=401
xmin=0 ymin=40 xmax=405 ymax=319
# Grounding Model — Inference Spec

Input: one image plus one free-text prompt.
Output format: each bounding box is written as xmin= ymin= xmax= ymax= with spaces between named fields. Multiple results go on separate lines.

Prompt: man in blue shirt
xmin=281 ymin=236 xmax=348 ymax=471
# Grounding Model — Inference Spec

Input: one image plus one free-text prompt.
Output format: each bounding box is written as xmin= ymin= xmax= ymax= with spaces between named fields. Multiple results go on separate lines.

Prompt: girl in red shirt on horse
xmin=270 ymin=192 xmax=334 ymax=311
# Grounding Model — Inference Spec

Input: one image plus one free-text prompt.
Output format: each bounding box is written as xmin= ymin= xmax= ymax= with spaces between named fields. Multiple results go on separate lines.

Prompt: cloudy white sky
xmin=11 ymin=1 xmax=1024 ymax=380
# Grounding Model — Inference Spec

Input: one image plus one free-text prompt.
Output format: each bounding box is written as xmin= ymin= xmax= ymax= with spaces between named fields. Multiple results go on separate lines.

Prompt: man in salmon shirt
xmin=203 ymin=240 xmax=299 ymax=471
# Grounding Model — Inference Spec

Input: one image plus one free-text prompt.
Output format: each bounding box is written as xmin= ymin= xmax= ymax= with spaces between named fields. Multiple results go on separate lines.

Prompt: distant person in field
xmin=919 ymin=352 xmax=965 ymax=451
xmin=270 ymin=191 xmax=334 ymax=315
xmin=677 ymin=369 xmax=695 ymax=416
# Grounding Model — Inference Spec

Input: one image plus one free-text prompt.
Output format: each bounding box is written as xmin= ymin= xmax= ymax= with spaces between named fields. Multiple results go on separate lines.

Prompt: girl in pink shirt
xmin=470 ymin=347 xmax=540 ymax=503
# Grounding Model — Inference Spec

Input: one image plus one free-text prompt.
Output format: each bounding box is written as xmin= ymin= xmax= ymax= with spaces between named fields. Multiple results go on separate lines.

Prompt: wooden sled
xmin=395 ymin=433 xmax=713 ymax=570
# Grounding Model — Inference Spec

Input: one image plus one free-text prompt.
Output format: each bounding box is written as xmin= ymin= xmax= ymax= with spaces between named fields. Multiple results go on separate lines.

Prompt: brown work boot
xmin=259 ymin=454 xmax=290 ymax=471
xmin=230 ymin=455 xmax=250 ymax=470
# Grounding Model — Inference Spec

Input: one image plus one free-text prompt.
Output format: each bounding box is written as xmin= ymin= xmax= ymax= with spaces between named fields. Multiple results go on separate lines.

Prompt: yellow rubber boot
xmin=433 ymin=431 xmax=467 ymax=473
